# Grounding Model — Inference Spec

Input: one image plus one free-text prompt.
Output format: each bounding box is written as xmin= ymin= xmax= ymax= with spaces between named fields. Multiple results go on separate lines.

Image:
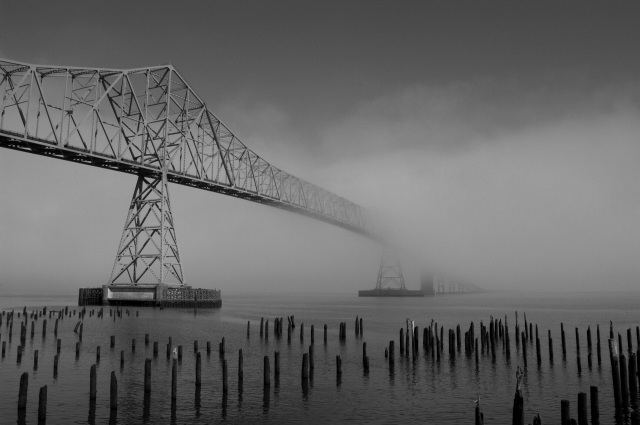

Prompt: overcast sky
xmin=1 ymin=1 xmax=639 ymax=294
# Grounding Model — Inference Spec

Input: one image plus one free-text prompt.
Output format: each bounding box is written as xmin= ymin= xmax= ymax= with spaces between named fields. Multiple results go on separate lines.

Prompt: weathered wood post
xmin=548 ymin=330 xmax=554 ymax=363
xmin=110 ymin=371 xmax=117 ymax=410
xmin=475 ymin=401 xmax=484 ymax=425
xmin=400 ymin=328 xmax=404 ymax=355
xmin=42 ymin=319 xmax=46 ymax=337
xmin=34 ymin=349 xmax=38 ymax=369
xmin=38 ymin=385 xmax=47 ymax=421
xmin=194 ymin=340 xmax=198 ymax=353
xmin=561 ymin=323 xmax=566 ymax=358
xmin=577 ymin=392 xmax=587 ymax=425
xmin=132 ymin=338 xmax=136 ymax=352
xmin=629 ymin=352 xmax=638 ymax=404
xmin=120 ymin=350 xmax=124 ymax=367
xmin=360 ymin=317 xmax=363 ymax=335
xmin=300 ymin=323 xmax=304 ymax=342
xmin=576 ymin=327 xmax=582 ymax=372
xmin=57 ymin=338 xmax=61 ymax=354
xmin=264 ymin=355 xmax=270 ymax=386
xmin=336 ymin=355 xmax=342 ymax=377
xmin=512 ymin=367 xmax=524 ymax=425
xmin=96 ymin=346 xmax=101 ymax=363
xmin=53 ymin=354 xmax=59 ymax=376
xmin=628 ymin=328 xmax=633 ymax=354
xmin=536 ymin=336 xmax=541 ymax=365
xmin=609 ymin=339 xmax=622 ymax=409
xmin=178 ymin=345 xmax=183 ymax=360
xmin=145 ymin=334 xmax=149 ymax=346
xmin=265 ymin=319 xmax=269 ymax=339
xmin=309 ymin=344 xmax=314 ymax=372
xmin=311 ymin=325 xmax=314 ymax=344
xmin=355 ymin=315 xmax=359 ymax=336
xmin=561 ymin=399 xmax=570 ymax=425
xmin=222 ymin=359 xmax=228 ymax=393
xmin=302 ymin=353 xmax=309 ymax=379
xmin=195 ymin=352 xmax=201 ymax=386
xmin=324 ymin=324 xmax=327 ymax=344
xmin=597 ymin=325 xmax=602 ymax=365
xmin=260 ymin=317 xmax=264 ymax=337
xmin=154 ymin=342 xmax=158 ymax=356
xmin=75 ymin=342 xmax=80 ymax=358
xmin=111 ymin=335 xmax=115 ymax=347
xmin=522 ymin=332 xmax=527 ymax=368
xmin=171 ymin=359 xmax=177 ymax=400
xmin=621 ymin=353 xmax=630 ymax=405
xmin=389 ymin=341 xmax=394 ymax=365
xmin=590 ymin=386 xmax=599 ymax=423
xmin=247 ymin=321 xmax=250 ymax=337
xmin=18 ymin=372 xmax=28 ymax=410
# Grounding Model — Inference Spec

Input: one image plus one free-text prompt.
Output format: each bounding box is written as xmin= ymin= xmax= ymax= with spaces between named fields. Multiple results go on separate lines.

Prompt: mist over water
xmin=1 ymin=291 xmax=639 ymax=424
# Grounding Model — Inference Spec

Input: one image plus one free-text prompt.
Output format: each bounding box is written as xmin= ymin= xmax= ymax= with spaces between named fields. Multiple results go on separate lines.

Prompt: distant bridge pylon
xmin=0 ymin=58 xmax=383 ymax=288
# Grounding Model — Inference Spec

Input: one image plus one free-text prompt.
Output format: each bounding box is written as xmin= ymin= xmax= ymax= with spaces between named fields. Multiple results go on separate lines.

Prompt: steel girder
xmin=0 ymin=58 xmax=379 ymax=242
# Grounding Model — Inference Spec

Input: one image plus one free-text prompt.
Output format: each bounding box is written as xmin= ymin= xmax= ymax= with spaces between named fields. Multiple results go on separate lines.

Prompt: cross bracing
xmin=0 ymin=58 xmax=380 ymax=244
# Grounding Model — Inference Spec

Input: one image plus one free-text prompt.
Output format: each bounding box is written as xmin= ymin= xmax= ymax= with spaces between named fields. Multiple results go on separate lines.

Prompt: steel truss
xmin=0 ymin=58 xmax=378 ymax=243
xmin=109 ymin=173 xmax=185 ymax=286
xmin=375 ymin=245 xmax=406 ymax=290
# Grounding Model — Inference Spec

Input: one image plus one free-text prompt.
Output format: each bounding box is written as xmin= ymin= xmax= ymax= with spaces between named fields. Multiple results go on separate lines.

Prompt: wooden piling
xmin=629 ymin=353 xmax=638 ymax=403
xmin=400 ymin=328 xmax=404 ymax=355
xmin=309 ymin=344 xmax=314 ymax=371
xmin=609 ymin=339 xmax=622 ymax=409
xmin=193 ymin=352 xmax=201 ymax=387
xmin=360 ymin=318 xmax=363 ymax=335
xmin=42 ymin=319 xmax=46 ymax=337
xmin=110 ymin=371 xmax=117 ymax=410
xmin=311 ymin=324 xmax=314 ymax=344
xmin=111 ymin=335 xmax=115 ymax=347
xmin=178 ymin=345 xmax=183 ymax=360
xmin=389 ymin=341 xmax=394 ymax=364
xmin=33 ymin=349 xmax=38 ymax=369
xmin=247 ymin=321 xmax=250 ymax=337
xmin=561 ymin=399 xmax=570 ymax=425
xmin=171 ymin=359 xmax=177 ymax=400
xmin=536 ymin=337 xmax=541 ymax=364
xmin=275 ymin=351 xmax=280 ymax=377
xmin=590 ymin=386 xmax=599 ymax=422
xmin=597 ymin=325 xmax=602 ymax=365
xmin=621 ymin=353 xmax=629 ymax=405
xmin=300 ymin=323 xmax=304 ymax=342
xmin=628 ymin=328 xmax=633 ymax=354
xmin=265 ymin=319 xmax=269 ymax=339
xmin=302 ymin=353 xmax=309 ymax=379
xmin=355 ymin=315 xmax=359 ymax=336
xmin=18 ymin=372 xmax=28 ymax=410
xmin=364 ymin=355 xmax=370 ymax=372
xmin=132 ymin=338 xmax=136 ymax=352
xmin=324 ymin=324 xmax=327 ymax=344
xmin=260 ymin=317 xmax=264 ymax=337
xmin=336 ymin=355 xmax=342 ymax=376
xmin=194 ymin=340 xmax=198 ymax=353
xmin=264 ymin=355 xmax=271 ymax=386
xmin=145 ymin=334 xmax=149 ymax=345
xmin=512 ymin=373 xmax=524 ymax=425
xmin=577 ymin=392 xmax=587 ymax=425
xmin=53 ymin=354 xmax=59 ymax=376
xmin=522 ymin=332 xmax=527 ymax=368
xmin=97 ymin=346 xmax=100 ymax=362
xmin=38 ymin=385 xmax=47 ymax=421
xmin=154 ymin=342 xmax=158 ymax=356
xmin=238 ymin=348 xmax=243 ymax=380
xmin=120 ymin=350 xmax=124 ymax=367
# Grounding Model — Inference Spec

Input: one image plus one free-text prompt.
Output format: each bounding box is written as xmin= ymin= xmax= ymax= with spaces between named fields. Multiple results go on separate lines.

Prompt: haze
xmin=1 ymin=1 xmax=639 ymax=295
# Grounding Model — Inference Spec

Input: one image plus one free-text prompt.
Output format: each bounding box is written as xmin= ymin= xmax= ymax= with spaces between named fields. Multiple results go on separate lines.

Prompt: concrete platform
xmin=78 ymin=284 xmax=221 ymax=307
xmin=358 ymin=289 xmax=425 ymax=297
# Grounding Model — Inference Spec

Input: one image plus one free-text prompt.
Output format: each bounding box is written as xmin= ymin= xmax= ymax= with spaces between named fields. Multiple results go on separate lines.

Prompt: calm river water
xmin=0 ymin=291 xmax=638 ymax=424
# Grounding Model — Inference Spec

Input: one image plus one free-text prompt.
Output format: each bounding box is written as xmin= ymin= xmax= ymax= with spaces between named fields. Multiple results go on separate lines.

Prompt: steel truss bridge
xmin=0 ymin=58 xmax=410 ymax=290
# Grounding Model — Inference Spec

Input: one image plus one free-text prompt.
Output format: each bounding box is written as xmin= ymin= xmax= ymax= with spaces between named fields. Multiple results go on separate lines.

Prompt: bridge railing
xmin=0 ymin=58 xmax=377 ymax=239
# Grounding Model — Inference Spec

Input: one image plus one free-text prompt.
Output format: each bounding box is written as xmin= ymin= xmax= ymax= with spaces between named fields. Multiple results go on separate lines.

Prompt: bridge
xmin=1 ymin=57 xmax=419 ymax=304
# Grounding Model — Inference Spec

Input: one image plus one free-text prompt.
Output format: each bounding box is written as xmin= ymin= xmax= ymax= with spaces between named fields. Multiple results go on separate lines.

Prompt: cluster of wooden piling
xmin=4 ymin=305 xmax=640 ymax=423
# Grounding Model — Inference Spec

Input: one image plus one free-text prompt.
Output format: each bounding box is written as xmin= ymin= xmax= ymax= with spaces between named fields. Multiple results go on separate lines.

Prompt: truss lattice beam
xmin=375 ymin=245 xmax=406 ymax=290
xmin=0 ymin=58 xmax=380 ymax=241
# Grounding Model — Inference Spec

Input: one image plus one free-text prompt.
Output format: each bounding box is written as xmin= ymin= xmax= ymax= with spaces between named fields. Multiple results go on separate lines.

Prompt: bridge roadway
xmin=0 ymin=58 xmax=380 ymax=242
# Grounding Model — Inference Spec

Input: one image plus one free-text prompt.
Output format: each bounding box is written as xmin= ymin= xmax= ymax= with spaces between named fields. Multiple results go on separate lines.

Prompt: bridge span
xmin=0 ymin=58 xmax=479 ymax=303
